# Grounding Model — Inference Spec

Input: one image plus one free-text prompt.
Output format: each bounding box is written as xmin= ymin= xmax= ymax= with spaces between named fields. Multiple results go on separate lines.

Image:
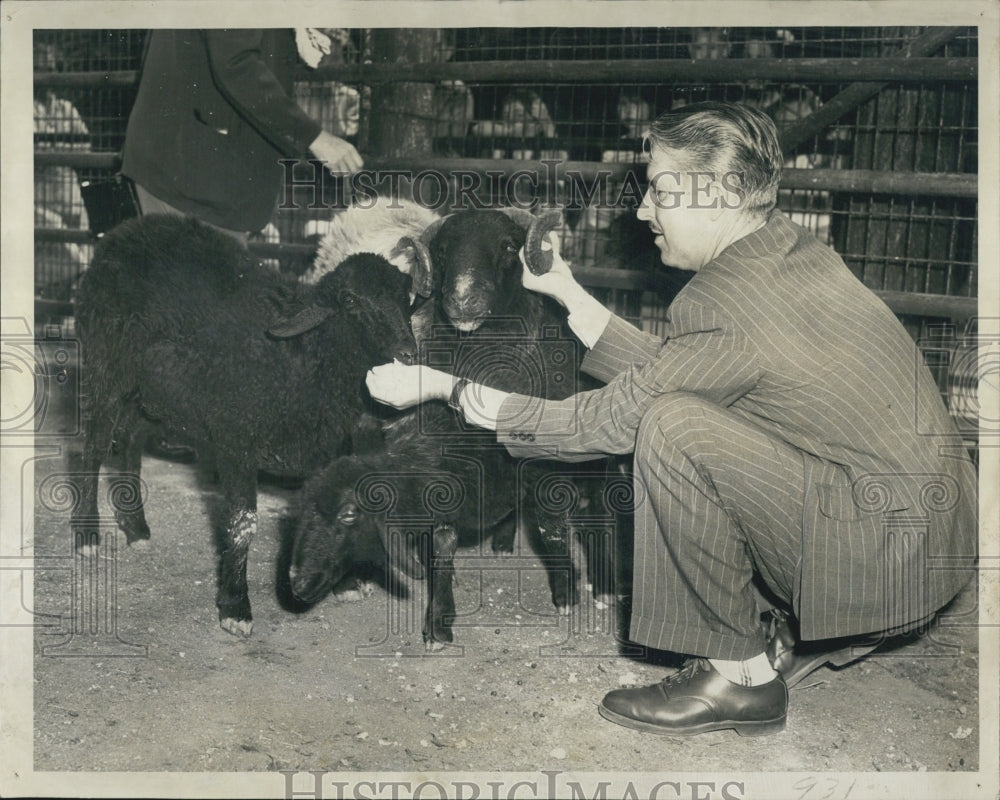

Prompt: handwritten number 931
xmin=794 ymin=777 xmax=857 ymax=800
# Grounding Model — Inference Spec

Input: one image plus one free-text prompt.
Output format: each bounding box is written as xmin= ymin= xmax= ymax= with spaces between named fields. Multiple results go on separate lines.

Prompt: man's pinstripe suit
xmin=496 ymin=210 xmax=977 ymax=658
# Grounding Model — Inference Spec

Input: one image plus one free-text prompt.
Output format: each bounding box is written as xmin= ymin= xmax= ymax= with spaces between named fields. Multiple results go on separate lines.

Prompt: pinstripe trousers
xmin=630 ymin=391 xmax=811 ymax=661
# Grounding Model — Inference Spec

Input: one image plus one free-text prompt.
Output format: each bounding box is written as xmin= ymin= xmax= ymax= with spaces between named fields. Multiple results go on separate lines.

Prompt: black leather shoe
xmin=763 ymin=609 xmax=879 ymax=688
xmin=598 ymin=658 xmax=787 ymax=737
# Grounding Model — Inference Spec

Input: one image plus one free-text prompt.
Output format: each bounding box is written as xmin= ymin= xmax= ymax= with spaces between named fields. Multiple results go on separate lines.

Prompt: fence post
xmin=367 ymin=30 xmax=440 ymax=171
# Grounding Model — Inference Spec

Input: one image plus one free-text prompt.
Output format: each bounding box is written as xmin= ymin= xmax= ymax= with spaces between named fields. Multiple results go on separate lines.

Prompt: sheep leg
xmin=215 ymin=464 xmax=257 ymax=637
xmin=423 ymin=523 xmax=458 ymax=651
xmin=581 ymin=524 xmax=616 ymax=606
xmin=109 ymin=409 xmax=152 ymax=548
xmin=578 ymin=474 xmax=617 ymax=606
xmin=72 ymin=398 xmax=121 ymax=556
xmin=491 ymin=513 xmax=516 ymax=555
xmin=529 ymin=503 xmax=578 ymax=615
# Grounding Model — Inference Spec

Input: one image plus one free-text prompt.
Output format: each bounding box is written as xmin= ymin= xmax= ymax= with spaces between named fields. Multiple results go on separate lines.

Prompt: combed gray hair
xmin=643 ymin=101 xmax=784 ymax=217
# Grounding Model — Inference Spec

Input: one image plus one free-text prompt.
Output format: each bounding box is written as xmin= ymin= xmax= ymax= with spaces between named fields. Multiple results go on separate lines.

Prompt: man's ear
xmin=706 ymin=178 xmax=730 ymax=221
xmin=717 ymin=170 xmax=748 ymax=216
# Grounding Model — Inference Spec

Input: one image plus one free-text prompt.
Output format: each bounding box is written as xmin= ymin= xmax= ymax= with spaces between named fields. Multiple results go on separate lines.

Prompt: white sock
xmin=709 ymin=653 xmax=778 ymax=687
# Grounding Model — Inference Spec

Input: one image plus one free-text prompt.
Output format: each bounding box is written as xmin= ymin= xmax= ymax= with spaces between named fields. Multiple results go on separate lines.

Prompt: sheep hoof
xmin=593 ymin=593 xmax=614 ymax=610
xmin=331 ymin=578 xmax=375 ymax=604
xmin=220 ymin=617 xmax=253 ymax=637
xmin=77 ymin=543 xmax=100 ymax=559
xmin=129 ymin=538 xmax=151 ymax=552
xmin=555 ymin=604 xmax=572 ymax=616
xmin=424 ymin=639 xmax=447 ymax=653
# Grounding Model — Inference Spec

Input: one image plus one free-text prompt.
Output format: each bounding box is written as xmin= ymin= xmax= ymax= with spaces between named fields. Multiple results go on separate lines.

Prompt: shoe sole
xmin=597 ymin=703 xmax=786 ymax=737
xmin=784 ymin=642 xmax=880 ymax=689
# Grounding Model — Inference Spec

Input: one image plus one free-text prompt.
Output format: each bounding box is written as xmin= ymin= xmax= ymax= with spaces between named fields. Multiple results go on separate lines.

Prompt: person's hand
xmin=521 ymin=232 xmax=611 ymax=348
xmin=519 ymin=233 xmax=584 ymax=309
xmin=366 ymin=362 xmax=452 ymax=409
xmin=309 ymin=130 xmax=364 ymax=174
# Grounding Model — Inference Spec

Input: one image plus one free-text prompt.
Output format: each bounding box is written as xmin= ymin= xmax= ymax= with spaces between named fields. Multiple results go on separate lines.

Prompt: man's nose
xmin=636 ymin=189 xmax=653 ymax=221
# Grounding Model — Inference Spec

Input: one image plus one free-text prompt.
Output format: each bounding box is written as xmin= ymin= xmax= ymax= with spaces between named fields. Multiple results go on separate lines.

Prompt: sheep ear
xmin=267 ymin=305 xmax=333 ymax=339
xmin=391 ymin=236 xmax=434 ymax=298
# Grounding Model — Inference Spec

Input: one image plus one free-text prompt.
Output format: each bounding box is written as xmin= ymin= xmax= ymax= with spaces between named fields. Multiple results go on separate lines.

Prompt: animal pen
xmin=18 ymin=21 xmax=992 ymax=785
xmin=33 ymin=25 xmax=980 ymax=447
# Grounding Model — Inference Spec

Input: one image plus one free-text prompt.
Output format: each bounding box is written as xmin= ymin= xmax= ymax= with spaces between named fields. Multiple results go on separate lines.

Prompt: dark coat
xmin=122 ymin=29 xmax=321 ymax=232
xmin=497 ymin=211 xmax=978 ymax=640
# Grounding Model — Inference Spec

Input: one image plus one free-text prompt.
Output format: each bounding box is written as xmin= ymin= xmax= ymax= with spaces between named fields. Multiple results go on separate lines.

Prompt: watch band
xmin=448 ymin=378 xmax=471 ymax=415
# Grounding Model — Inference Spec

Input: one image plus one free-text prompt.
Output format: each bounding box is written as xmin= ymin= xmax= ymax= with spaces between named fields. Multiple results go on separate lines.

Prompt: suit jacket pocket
xmin=193 ymin=104 xmax=239 ymax=137
xmin=817 ymin=482 xmax=910 ymax=521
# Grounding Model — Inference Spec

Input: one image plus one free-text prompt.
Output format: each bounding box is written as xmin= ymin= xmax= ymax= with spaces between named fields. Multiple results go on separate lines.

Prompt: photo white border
xmin=2 ymin=2 xmax=997 ymax=798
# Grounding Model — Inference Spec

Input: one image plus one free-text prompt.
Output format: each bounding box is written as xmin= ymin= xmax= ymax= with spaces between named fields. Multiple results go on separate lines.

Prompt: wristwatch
xmin=448 ymin=378 xmax=471 ymax=415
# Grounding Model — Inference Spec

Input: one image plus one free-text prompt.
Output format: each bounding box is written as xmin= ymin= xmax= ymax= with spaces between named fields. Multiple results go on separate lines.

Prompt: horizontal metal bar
xmin=34 ymin=70 xmax=138 ymax=88
xmin=35 ymin=226 xmax=95 ymax=243
xmin=36 ymin=298 xmax=75 ymax=318
xmin=779 ymin=169 xmax=977 ymax=199
xmin=873 ymin=290 xmax=977 ymax=320
xmin=250 ymin=241 xmax=313 ymax=258
xmin=33 ymin=56 xmax=976 ymax=90
xmin=326 ymin=57 xmax=979 ymax=84
xmin=34 ymin=151 xmax=978 ymax=198
xmin=364 ymin=160 xmax=982 ymax=199
xmin=33 ymin=227 xmax=977 ymax=320
xmin=574 ymin=266 xmax=976 ymax=318
xmin=35 ymin=151 xmax=120 ymax=169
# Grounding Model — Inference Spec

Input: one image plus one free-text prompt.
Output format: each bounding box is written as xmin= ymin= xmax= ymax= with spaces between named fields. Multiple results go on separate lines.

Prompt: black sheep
xmin=413 ymin=209 xmax=617 ymax=617
xmin=71 ymin=214 xmax=417 ymax=636
xmin=288 ymin=406 xmax=521 ymax=632
xmin=289 ymin=405 xmax=626 ymax=649
xmin=290 ymin=209 xmax=622 ymax=649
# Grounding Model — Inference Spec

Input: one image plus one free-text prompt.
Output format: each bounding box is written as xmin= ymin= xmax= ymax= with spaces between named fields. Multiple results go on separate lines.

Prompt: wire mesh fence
xmin=32 ymin=26 xmax=978 ymax=336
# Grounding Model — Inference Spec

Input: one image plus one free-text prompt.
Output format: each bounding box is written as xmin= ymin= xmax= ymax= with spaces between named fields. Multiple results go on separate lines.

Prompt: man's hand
xmin=520 ymin=232 xmax=611 ymax=349
xmin=366 ymin=362 xmax=453 ymax=410
xmin=519 ymin=233 xmax=583 ymax=308
xmin=309 ymin=130 xmax=363 ymax=174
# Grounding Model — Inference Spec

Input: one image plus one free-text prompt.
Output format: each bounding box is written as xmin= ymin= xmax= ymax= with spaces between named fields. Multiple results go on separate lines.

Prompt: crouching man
xmin=366 ymin=101 xmax=978 ymax=736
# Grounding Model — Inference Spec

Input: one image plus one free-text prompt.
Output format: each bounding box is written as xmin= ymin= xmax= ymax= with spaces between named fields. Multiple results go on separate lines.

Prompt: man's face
xmin=636 ymin=148 xmax=720 ymax=272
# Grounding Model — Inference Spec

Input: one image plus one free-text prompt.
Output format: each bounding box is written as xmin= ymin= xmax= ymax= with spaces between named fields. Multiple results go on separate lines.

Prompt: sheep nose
xmin=447 ymin=294 xmax=489 ymax=319
xmin=443 ymin=295 xmax=491 ymax=330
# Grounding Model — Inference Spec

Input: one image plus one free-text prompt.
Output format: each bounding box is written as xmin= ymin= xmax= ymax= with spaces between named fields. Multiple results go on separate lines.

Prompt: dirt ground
xmin=26 ymin=384 xmax=984 ymax=791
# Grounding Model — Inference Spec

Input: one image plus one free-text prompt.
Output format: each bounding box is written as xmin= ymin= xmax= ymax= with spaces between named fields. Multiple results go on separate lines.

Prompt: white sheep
xmin=303 ymin=196 xmax=442 ymax=287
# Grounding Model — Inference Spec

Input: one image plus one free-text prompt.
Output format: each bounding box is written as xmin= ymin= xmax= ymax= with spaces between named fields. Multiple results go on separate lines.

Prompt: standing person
xmin=365 ymin=102 xmax=978 ymax=737
xmin=122 ymin=28 xmax=362 ymax=244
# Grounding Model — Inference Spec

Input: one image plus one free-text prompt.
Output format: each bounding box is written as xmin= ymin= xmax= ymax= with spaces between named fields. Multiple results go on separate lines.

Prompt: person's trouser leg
xmin=133 ymin=183 xmax=249 ymax=247
xmin=629 ymin=392 xmax=806 ymax=661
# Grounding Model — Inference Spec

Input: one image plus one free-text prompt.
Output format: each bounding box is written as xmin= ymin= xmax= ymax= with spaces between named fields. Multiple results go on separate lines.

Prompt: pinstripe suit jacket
xmin=497 ymin=211 xmax=977 ymax=639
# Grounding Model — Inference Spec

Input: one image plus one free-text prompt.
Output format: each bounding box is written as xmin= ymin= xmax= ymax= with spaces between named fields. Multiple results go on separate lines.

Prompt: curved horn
xmin=392 ymin=236 xmax=434 ymax=298
xmin=267 ymin=305 xmax=333 ymax=339
xmin=418 ymin=214 xmax=450 ymax=246
xmin=523 ymin=209 xmax=563 ymax=275
xmin=497 ymin=207 xmax=537 ymax=230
